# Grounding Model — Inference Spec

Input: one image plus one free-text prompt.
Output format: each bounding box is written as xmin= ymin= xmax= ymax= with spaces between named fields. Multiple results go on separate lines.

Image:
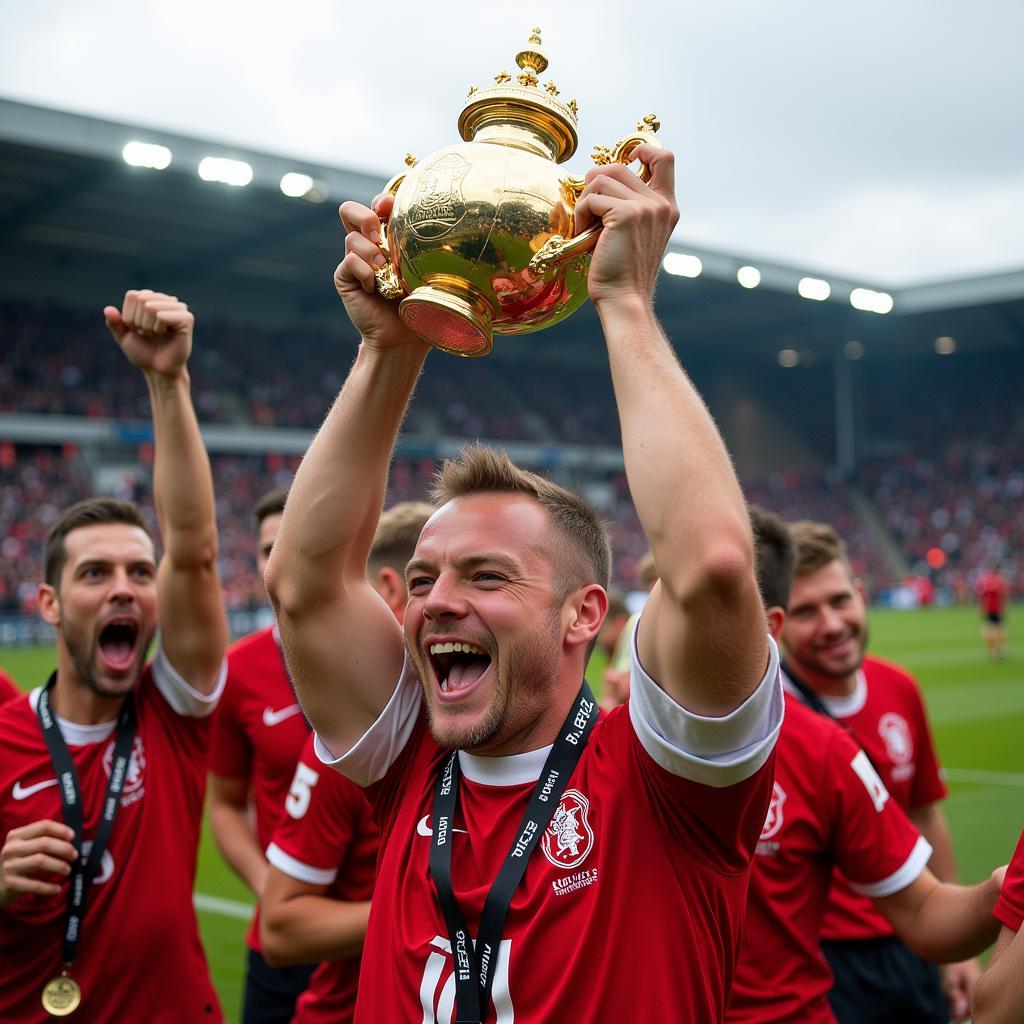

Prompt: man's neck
xmin=49 ymin=671 xmax=126 ymax=726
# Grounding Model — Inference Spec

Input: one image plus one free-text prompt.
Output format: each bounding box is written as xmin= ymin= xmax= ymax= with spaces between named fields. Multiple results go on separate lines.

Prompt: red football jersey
xmin=786 ymin=654 xmax=947 ymax=942
xmin=211 ymin=626 xmax=311 ymax=949
xmin=265 ymin=734 xmax=380 ymax=1024
xmin=977 ymin=572 xmax=1008 ymax=616
xmin=0 ymin=668 xmax=20 ymax=704
xmin=0 ymin=649 xmax=225 ymax=1023
xmin=317 ymin=631 xmax=784 ymax=1024
xmin=728 ymin=694 xmax=930 ymax=1024
xmin=994 ymin=828 xmax=1024 ymax=932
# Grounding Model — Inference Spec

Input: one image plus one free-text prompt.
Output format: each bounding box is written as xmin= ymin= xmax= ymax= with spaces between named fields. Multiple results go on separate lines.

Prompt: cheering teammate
xmin=728 ymin=507 xmax=1002 ymax=1023
xmin=267 ymin=145 xmax=784 ymax=1022
xmin=209 ymin=487 xmax=317 ymax=1024
xmin=0 ymin=290 xmax=227 ymax=1022
xmin=781 ymin=520 xmax=979 ymax=1022
xmin=973 ymin=828 xmax=1024 ymax=1021
xmin=259 ymin=501 xmax=430 ymax=1023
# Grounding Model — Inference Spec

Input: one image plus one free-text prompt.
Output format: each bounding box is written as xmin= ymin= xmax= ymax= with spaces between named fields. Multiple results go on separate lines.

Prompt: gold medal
xmin=41 ymin=974 xmax=81 ymax=1017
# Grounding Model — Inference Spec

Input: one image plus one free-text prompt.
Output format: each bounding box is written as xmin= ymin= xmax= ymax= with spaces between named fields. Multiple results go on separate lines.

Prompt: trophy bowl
xmin=373 ymin=29 xmax=661 ymax=357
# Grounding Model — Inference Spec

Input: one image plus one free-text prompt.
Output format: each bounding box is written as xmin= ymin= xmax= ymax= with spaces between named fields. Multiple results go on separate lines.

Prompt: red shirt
xmin=211 ymin=626 xmax=311 ymax=949
xmin=266 ymin=734 xmax=379 ymax=1024
xmin=787 ymin=654 xmax=947 ymax=942
xmin=994 ymin=829 xmax=1024 ymax=932
xmin=728 ymin=694 xmax=930 ymax=1024
xmin=977 ymin=572 xmax=1008 ymax=616
xmin=0 ymin=651 xmax=225 ymax=1023
xmin=0 ymin=668 xmax=20 ymax=704
xmin=319 ymin=631 xmax=784 ymax=1024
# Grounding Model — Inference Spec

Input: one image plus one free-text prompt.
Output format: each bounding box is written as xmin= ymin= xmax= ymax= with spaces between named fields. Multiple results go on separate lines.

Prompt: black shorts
xmin=822 ymin=936 xmax=948 ymax=1024
xmin=241 ymin=948 xmax=317 ymax=1024
xmin=984 ymin=610 xmax=1003 ymax=625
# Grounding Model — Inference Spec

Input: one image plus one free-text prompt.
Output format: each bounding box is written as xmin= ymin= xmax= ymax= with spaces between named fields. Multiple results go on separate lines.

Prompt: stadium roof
xmin=2 ymin=97 xmax=1023 ymax=366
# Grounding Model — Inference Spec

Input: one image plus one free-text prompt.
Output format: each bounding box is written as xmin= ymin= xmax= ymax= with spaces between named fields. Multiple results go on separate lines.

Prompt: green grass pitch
xmin=2 ymin=602 xmax=1021 ymax=1020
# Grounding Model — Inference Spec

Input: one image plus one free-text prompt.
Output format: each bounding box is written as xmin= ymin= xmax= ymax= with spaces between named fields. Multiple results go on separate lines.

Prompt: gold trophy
xmin=373 ymin=29 xmax=662 ymax=356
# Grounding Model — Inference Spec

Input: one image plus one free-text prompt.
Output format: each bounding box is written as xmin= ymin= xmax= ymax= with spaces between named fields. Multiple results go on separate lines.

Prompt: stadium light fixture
xmin=843 ymin=340 xmax=864 ymax=360
xmin=122 ymin=141 xmax=172 ymax=170
xmin=850 ymin=287 xmax=894 ymax=315
xmin=198 ymin=157 xmax=254 ymax=187
xmin=797 ymin=277 xmax=831 ymax=302
xmin=279 ymin=172 xmax=325 ymax=201
xmin=777 ymin=348 xmax=800 ymax=368
xmin=662 ymin=253 xmax=703 ymax=278
xmin=934 ymin=336 xmax=956 ymax=355
xmin=736 ymin=265 xmax=761 ymax=289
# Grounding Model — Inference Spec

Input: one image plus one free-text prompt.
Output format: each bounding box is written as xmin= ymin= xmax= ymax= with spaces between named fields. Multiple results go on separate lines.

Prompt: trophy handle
xmin=374 ymin=155 xmax=417 ymax=300
xmin=528 ymin=116 xmax=662 ymax=277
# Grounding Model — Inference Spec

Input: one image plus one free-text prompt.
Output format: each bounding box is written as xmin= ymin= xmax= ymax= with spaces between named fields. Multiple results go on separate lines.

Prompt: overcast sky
xmin=2 ymin=0 xmax=1022 ymax=286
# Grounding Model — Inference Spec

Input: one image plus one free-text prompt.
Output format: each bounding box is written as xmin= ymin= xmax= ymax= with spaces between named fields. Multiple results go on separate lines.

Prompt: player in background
xmin=976 ymin=565 xmax=1009 ymax=661
xmin=267 ymin=145 xmax=785 ymax=1022
xmin=258 ymin=503 xmax=431 ymax=1023
xmin=0 ymin=290 xmax=227 ymax=1022
xmin=600 ymin=549 xmax=655 ymax=710
xmin=0 ymin=667 xmax=20 ymax=704
xmin=209 ymin=486 xmax=318 ymax=1024
xmin=972 ymin=828 xmax=1024 ymax=1022
xmin=727 ymin=506 xmax=1003 ymax=1024
xmin=781 ymin=520 xmax=979 ymax=1023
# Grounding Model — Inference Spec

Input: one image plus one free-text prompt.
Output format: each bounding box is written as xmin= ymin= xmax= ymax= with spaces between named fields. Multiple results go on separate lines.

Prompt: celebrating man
xmin=0 ymin=291 xmax=227 ymax=1022
xmin=266 ymin=146 xmax=784 ymax=1022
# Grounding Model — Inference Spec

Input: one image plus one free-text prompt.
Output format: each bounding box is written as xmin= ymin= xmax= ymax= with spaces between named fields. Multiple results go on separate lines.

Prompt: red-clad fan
xmin=0 ymin=667 xmax=20 ymax=705
xmin=208 ymin=487 xmax=317 ymax=1023
xmin=267 ymin=147 xmax=785 ymax=1023
xmin=973 ymin=829 xmax=1024 ymax=1021
xmin=259 ymin=501 xmax=430 ymax=1022
xmin=728 ymin=507 xmax=1002 ymax=1024
xmin=976 ymin=566 xmax=1009 ymax=662
xmin=781 ymin=520 xmax=976 ymax=1023
xmin=0 ymin=290 xmax=228 ymax=1022
xmin=261 ymin=734 xmax=379 ymax=1024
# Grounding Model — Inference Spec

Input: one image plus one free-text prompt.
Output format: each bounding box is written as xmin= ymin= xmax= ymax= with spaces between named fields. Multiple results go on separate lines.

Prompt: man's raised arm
xmin=104 ymin=290 xmax=226 ymax=692
xmin=575 ymin=148 xmax=768 ymax=717
xmin=265 ymin=199 xmax=431 ymax=752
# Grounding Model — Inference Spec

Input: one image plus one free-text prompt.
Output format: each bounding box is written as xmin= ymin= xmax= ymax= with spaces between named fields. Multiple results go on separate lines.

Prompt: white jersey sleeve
xmin=628 ymin=624 xmax=783 ymax=788
xmin=314 ymin=654 xmax=422 ymax=787
xmin=152 ymin=642 xmax=226 ymax=718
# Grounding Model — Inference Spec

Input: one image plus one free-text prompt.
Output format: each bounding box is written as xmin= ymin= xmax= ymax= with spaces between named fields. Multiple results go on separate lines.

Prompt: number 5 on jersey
xmin=285 ymin=762 xmax=320 ymax=819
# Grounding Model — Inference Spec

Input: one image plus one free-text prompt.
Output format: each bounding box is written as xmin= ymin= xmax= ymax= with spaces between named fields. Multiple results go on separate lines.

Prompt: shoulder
xmin=227 ymin=626 xmax=277 ymax=668
xmin=0 ymin=691 xmax=37 ymax=744
xmin=862 ymin=654 xmax=921 ymax=696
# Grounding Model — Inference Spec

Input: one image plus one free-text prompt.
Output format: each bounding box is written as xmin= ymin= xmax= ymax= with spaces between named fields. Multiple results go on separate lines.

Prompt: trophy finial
xmin=516 ymin=28 xmax=549 ymax=76
xmin=637 ymin=113 xmax=661 ymax=133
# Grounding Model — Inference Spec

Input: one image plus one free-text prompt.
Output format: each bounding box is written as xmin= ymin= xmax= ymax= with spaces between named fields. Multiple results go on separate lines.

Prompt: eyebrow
xmin=74 ymin=557 xmax=157 ymax=572
xmin=405 ymin=553 xmax=522 ymax=577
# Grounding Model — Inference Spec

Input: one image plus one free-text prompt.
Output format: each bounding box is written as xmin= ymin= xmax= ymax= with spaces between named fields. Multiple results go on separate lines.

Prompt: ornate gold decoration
xmin=467 ymin=85 xmax=478 ymax=97
xmin=568 ymin=98 xmax=578 ymax=116
xmin=404 ymin=153 xmax=417 ymax=168
xmin=545 ymin=81 xmax=560 ymax=96
xmin=637 ymin=114 xmax=661 ymax=133
xmin=494 ymin=70 xmax=511 ymax=84
xmin=591 ymin=145 xmax=613 ymax=165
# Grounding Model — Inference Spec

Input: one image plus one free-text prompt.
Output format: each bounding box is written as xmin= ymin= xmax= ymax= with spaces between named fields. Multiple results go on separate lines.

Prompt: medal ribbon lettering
xmin=428 ymin=682 xmax=598 ymax=1023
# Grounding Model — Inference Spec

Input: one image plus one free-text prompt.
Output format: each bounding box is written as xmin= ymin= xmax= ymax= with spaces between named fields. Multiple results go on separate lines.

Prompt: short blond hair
xmin=788 ymin=520 xmax=850 ymax=578
xmin=369 ymin=501 xmax=435 ymax=575
xmin=431 ymin=444 xmax=611 ymax=596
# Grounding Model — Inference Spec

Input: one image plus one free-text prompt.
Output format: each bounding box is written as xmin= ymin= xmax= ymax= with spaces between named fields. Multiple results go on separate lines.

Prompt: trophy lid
xmin=458 ymin=29 xmax=579 ymax=163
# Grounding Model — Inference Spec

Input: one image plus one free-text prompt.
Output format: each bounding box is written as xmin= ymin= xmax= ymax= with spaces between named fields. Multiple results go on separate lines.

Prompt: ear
xmin=564 ymin=585 xmax=608 ymax=651
xmin=373 ymin=567 xmax=407 ymax=623
xmin=766 ymin=606 xmax=785 ymax=642
xmin=38 ymin=583 xmax=61 ymax=627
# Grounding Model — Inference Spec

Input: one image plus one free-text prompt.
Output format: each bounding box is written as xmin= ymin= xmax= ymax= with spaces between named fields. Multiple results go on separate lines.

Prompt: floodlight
xmin=777 ymin=348 xmax=799 ymax=368
xmin=736 ymin=265 xmax=761 ymax=289
xmin=280 ymin=173 xmax=315 ymax=198
xmin=198 ymin=157 xmax=254 ymax=187
xmin=122 ymin=141 xmax=172 ymax=170
xmin=797 ymin=277 xmax=831 ymax=301
xmin=662 ymin=253 xmax=703 ymax=278
xmin=934 ymin=336 xmax=956 ymax=355
xmin=850 ymin=288 xmax=894 ymax=314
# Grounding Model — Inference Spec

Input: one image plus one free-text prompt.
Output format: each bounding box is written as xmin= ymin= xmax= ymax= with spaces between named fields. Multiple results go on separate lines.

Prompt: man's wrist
xmin=594 ymin=293 xmax=656 ymax=328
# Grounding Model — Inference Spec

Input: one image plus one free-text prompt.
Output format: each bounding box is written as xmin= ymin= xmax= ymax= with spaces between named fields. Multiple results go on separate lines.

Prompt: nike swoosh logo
xmin=417 ymin=815 xmax=468 ymax=838
xmin=262 ymin=704 xmax=302 ymax=727
xmin=12 ymin=778 xmax=59 ymax=800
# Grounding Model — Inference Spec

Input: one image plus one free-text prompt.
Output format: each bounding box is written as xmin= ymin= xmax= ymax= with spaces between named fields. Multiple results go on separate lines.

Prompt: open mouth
xmin=428 ymin=641 xmax=492 ymax=697
xmin=98 ymin=619 xmax=140 ymax=673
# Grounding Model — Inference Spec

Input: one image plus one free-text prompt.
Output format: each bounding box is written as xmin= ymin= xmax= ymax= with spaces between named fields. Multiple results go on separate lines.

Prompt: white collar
xmin=458 ymin=744 xmax=554 ymax=786
xmin=29 ymin=688 xmax=118 ymax=746
xmin=782 ymin=668 xmax=867 ymax=718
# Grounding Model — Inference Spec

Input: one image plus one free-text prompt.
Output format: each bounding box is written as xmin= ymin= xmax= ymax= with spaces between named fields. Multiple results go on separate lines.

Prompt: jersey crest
xmin=760 ymin=782 xmax=787 ymax=840
xmin=877 ymin=713 xmax=913 ymax=766
xmin=103 ymin=735 xmax=147 ymax=806
xmin=540 ymin=789 xmax=594 ymax=870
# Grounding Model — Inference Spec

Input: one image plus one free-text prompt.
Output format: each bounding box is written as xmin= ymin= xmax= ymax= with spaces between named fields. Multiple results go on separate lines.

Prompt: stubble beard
xmin=807 ymin=621 xmax=870 ymax=681
xmin=60 ymin=610 xmax=150 ymax=700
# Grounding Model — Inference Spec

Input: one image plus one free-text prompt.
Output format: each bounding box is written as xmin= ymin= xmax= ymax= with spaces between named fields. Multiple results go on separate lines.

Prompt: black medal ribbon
xmin=37 ymin=674 xmax=137 ymax=970
xmin=429 ymin=681 xmax=598 ymax=1023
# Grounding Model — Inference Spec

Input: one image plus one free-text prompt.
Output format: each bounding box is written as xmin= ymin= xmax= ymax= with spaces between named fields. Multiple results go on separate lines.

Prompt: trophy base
xmin=399 ymin=281 xmax=493 ymax=358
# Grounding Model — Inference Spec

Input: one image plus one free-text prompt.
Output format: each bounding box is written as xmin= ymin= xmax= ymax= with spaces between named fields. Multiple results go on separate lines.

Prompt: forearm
xmin=208 ymin=803 xmax=268 ymax=896
xmin=145 ymin=369 xmax=217 ymax=566
xmin=269 ymin=342 xmax=427 ymax=610
xmin=894 ymin=878 xmax=1001 ymax=962
xmin=973 ymin=929 xmax=1024 ymax=1023
xmin=913 ymin=804 xmax=958 ymax=882
xmin=261 ymin=895 xmax=371 ymax=966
